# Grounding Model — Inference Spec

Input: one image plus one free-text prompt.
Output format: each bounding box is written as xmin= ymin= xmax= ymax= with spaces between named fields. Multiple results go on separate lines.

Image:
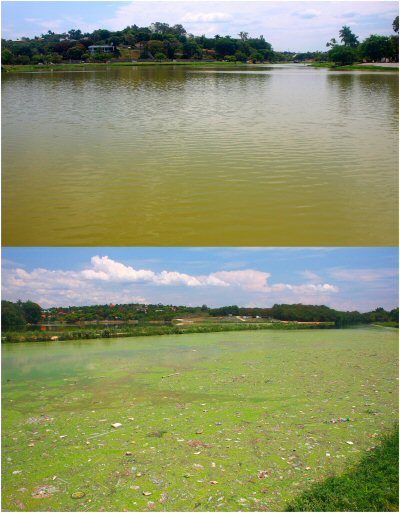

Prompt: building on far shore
xmin=88 ymin=45 xmax=115 ymax=54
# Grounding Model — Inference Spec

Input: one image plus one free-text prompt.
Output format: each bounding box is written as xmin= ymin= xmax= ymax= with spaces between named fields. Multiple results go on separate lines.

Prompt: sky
xmin=2 ymin=1 xmax=398 ymax=52
xmin=2 ymin=247 xmax=398 ymax=312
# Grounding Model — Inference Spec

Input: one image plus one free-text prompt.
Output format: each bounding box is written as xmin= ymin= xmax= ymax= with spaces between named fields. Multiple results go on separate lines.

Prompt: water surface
xmin=2 ymin=329 xmax=398 ymax=511
xmin=2 ymin=64 xmax=398 ymax=245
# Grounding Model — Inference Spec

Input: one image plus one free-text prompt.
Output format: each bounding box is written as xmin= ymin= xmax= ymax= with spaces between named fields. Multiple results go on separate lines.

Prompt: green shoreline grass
xmin=310 ymin=62 xmax=399 ymax=72
xmin=286 ymin=424 xmax=399 ymax=511
xmin=373 ymin=322 xmax=399 ymax=328
xmin=2 ymin=321 xmax=334 ymax=343
xmin=3 ymin=61 xmax=398 ymax=73
xmin=2 ymin=61 xmax=244 ymax=73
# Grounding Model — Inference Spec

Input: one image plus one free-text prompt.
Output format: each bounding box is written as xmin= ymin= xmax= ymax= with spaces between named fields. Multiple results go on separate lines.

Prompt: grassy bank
xmin=2 ymin=61 xmax=242 ymax=73
xmin=310 ymin=62 xmax=399 ymax=71
xmin=373 ymin=322 xmax=399 ymax=328
xmin=287 ymin=424 xmax=399 ymax=511
xmin=2 ymin=321 xmax=334 ymax=343
xmin=3 ymin=60 xmax=398 ymax=74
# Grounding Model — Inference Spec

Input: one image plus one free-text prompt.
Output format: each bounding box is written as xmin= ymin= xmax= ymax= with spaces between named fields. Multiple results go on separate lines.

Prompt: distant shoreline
xmin=2 ymin=320 xmax=336 ymax=343
xmin=3 ymin=61 xmax=398 ymax=74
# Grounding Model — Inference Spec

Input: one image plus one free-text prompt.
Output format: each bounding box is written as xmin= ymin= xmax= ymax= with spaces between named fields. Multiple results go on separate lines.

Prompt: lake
xmin=2 ymin=327 xmax=398 ymax=511
xmin=2 ymin=64 xmax=398 ymax=246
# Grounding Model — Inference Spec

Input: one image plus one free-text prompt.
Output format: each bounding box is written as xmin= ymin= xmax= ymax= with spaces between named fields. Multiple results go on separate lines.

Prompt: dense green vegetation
xmin=2 ymin=320 xmax=333 ymax=343
xmin=1 ymin=300 xmax=42 ymax=330
xmin=2 ymin=17 xmax=398 ymax=67
xmin=1 ymin=22 xmax=279 ymax=65
xmin=210 ymin=304 xmax=399 ymax=326
xmin=2 ymin=300 xmax=398 ymax=342
xmin=287 ymin=424 xmax=399 ymax=511
xmin=326 ymin=19 xmax=399 ymax=65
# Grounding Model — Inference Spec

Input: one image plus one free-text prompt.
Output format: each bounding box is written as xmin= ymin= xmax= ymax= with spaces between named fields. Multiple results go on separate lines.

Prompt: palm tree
xmin=339 ymin=26 xmax=359 ymax=47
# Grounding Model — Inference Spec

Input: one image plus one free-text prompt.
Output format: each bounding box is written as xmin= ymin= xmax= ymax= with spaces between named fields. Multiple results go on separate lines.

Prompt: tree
xmin=148 ymin=39 xmax=164 ymax=57
xmin=162 ymin=38 xmax=179 ymax=59
xmin=91 ymin=29 xmax=111 ymax=43
xmin=136 ymin=31 xmax=151 ymax=43
xmin=391 ymin=16 xmax=399 ymax=62
xmin=326 ymin=38 xmax=338 ymax=48
xmin=68 ymin=29 xmax=82 ymax=40
xmin=339 ymin=26 xmax=359 ymax=47
xmin=15 ymin=55 xmax=31 ymax=64
xmin=238 ymin=31 xmax=249 ymax=41
xmin=150 ymin=32 xmax=163 ymax=41
xmin=359 ymin=35 xmax=391 ymax=62
xmin=393 ymin=16 xmax=399 ymax=33
xmin=182 ymin=40 xmax=202 ymax=59
xmin=234 ymin=50 xmax=248 ymax=62
xmin=1 ymin=301 xmax=26 ymax=330
xmin=154 ymin=51 xmax=166 ymax=60
xmin=151 ymin=22 xmax=170 ymax=35
xmin=1 ymin=48 xmax=14 ymax=64
xmin=171 ymin=24 xmax=186 ymax=37
xmin=215 ymin=37 xmax=237 ymax=58
xmin=44 ymin=53 xmax=62 ymax=63
xmin=250 ymin=50 xmax=265 ymax=63
xmin=328 ymin=44 xmax=357 ymax=65
xmin=248 ymin=35 xmax=271 ymax=50
xmin=22 ymin=301 xmax=43 ymax=324
xmin=66 ymin=43 xmax=86 ymax=60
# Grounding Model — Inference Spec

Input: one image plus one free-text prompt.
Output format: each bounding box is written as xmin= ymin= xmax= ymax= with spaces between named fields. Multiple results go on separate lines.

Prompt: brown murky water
xmin=2 ymin=64 xmax=398 ymax=246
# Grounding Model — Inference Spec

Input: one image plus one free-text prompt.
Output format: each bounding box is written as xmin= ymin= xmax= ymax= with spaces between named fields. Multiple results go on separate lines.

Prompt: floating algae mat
xmin=2 ymin=328 xmax=398 ymax=511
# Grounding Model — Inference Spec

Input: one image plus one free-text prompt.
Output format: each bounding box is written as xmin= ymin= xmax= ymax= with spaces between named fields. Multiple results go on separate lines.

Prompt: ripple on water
xmin=2 ymin=66 xmax=398 ymax=245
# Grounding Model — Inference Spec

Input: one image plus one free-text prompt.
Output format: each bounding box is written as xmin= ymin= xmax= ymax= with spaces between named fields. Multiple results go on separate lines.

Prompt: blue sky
xmin=2 ymin=247 xmax=398 ymax=311
xmin=2 ymin=1 xmax=398 ymax=52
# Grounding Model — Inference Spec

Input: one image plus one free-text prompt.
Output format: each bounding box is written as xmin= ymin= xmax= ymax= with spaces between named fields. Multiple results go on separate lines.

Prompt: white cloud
xmin=212 ymin=270 xmax=271 ymax=292
xmin=330 ymin=268 xmax=398 ymax=283
xmin=292 ymin=9 xmax=321 ymax=20
xmin=2 ymin=265 xmax=147 ymax=308
xmin=82 ymin=256 xmax=156 ymax=282
xmin=181 ymin=12 xmax=232 ymax=23
xmin=2 ymin=255 xmax=339 ymax=308
xmin=35 ymin=19 xmax=64 ymax=32
xmin=4 ymin=1 xmax=399 ymax=51
xmin=300 ymin=270 xmax=322 ymax=283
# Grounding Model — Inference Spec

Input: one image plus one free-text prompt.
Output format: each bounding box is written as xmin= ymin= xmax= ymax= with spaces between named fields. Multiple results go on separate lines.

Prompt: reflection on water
xmin=2 ymin=65 xmax=398 ymax=245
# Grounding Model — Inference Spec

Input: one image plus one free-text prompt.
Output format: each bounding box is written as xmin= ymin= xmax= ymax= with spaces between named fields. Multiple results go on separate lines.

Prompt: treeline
xmin=2 ymin=18 xmax=398 ymax=67
xmin=1 ymin=22 xmax=281 ymax=65
xmin=1 ymin=300 xmax=42 ymax=330
xmin=209 ymin=304 xmax=399 ymax=326
xmin=2 ymin=299 xmax=398 ymax=329
xmin=326 ymin=18 xmax=399 ymax=65
xmin=2 ymin=300 xmax=209 ymax=326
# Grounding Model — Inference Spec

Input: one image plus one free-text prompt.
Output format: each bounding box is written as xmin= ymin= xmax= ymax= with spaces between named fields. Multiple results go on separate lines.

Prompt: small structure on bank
xmin=88 ymin=45 xmax=115 ymax=54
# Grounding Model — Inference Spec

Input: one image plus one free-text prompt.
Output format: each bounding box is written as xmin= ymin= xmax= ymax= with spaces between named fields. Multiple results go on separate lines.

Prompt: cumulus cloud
xmin=82 ymin=256 xmax=156 ymax=282
xmin=2 ymin=255 xmax=340 ymax=308
xmin=211 ymin=270 xmax=271 ymax=292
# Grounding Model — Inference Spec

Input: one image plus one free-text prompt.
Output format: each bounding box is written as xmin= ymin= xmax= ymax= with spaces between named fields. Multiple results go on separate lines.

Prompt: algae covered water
xmin=2 ymin=65 xmax=398 ymax=246
xmin=2 ymin=328 xmax=398 ymax=511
